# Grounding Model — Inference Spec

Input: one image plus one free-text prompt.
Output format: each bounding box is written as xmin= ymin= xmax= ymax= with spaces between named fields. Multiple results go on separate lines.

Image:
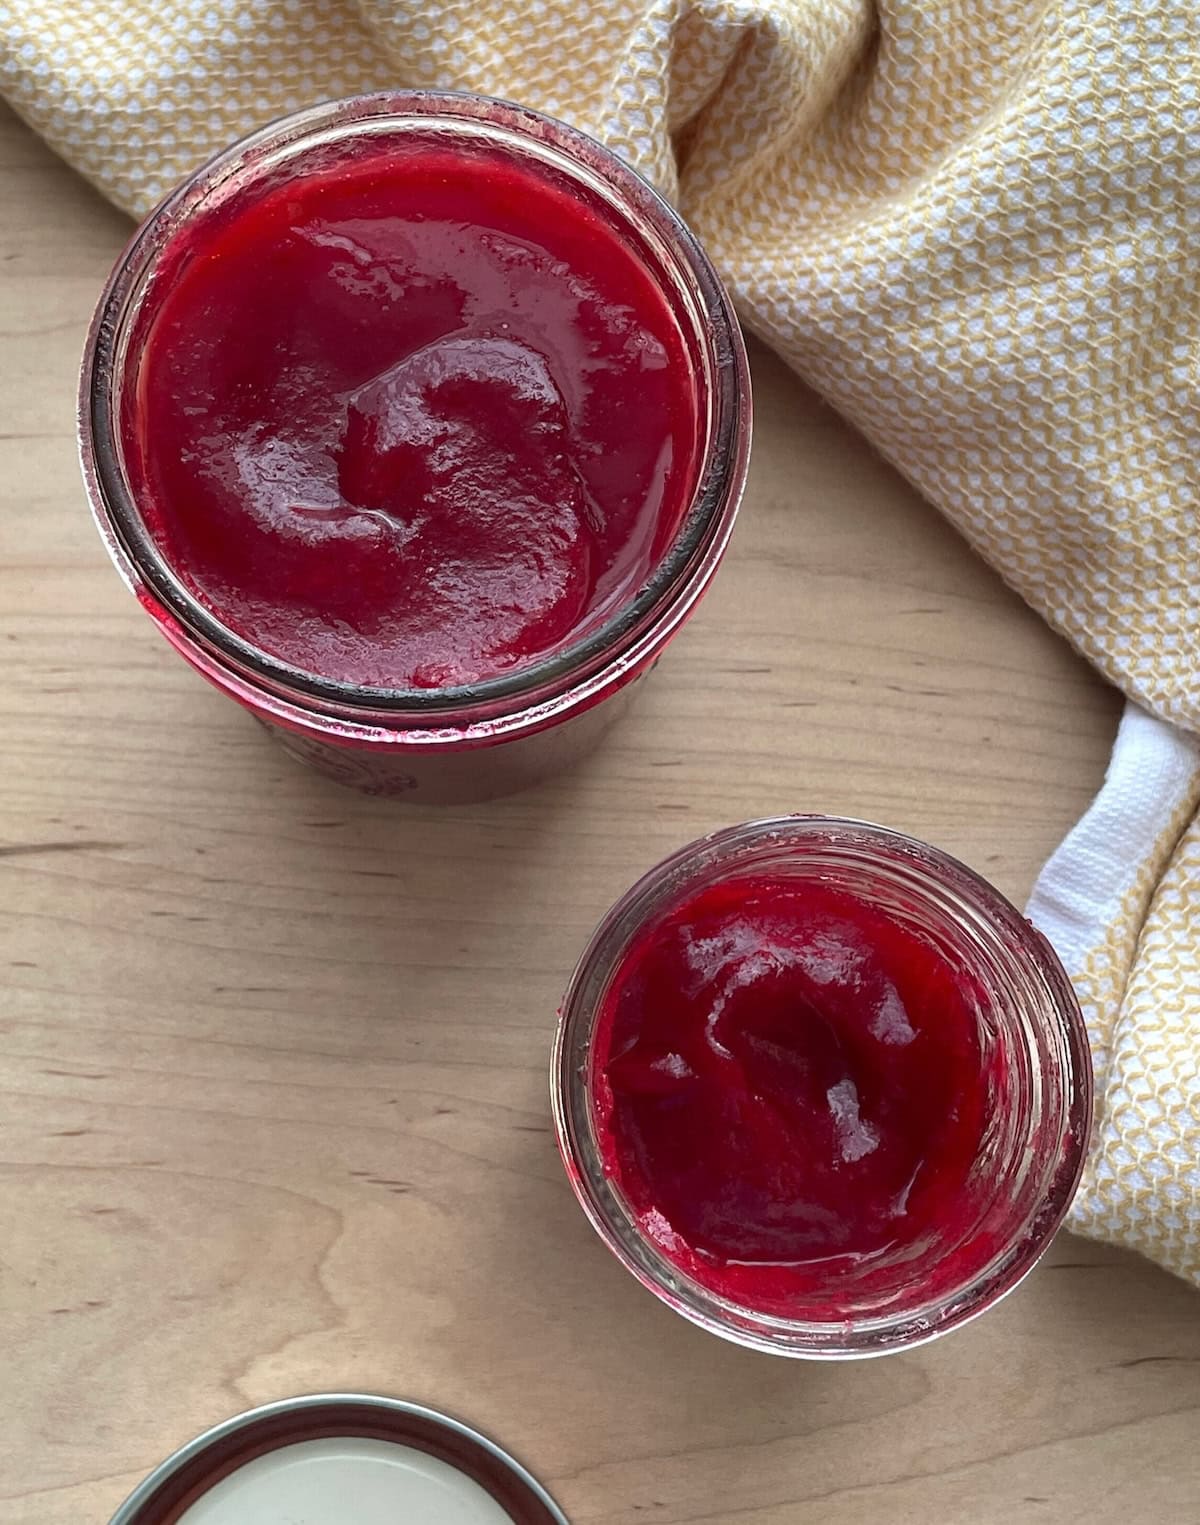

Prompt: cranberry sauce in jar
xmin=81 ymin=94 xmax=750 ymax=801
xmin=127 ymin=137 xmax=702 ymax=690
xmin=553 ymin=818 xmax=1092 ymax=1358
xmin=593 ymin=873 xmax=992 ymax=1314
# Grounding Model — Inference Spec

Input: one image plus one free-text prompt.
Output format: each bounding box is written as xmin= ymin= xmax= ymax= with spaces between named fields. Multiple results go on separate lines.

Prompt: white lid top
xmin=177 ymin=1436 xmax=515 ymax=1523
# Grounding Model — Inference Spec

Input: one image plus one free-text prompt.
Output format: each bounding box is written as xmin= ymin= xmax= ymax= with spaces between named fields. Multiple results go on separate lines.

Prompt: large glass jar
xmin=79 ymin=92 xmax=750 ymax=803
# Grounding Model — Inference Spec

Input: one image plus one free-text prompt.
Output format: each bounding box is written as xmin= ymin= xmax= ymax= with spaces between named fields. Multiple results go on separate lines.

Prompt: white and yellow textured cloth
xmin=3 ymin=1 xmax=1198 ymax=1283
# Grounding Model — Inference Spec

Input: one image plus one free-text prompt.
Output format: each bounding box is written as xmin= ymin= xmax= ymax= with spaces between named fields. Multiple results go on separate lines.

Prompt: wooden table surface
xmin=3 ymin=101 xmax=1199 ymax=1525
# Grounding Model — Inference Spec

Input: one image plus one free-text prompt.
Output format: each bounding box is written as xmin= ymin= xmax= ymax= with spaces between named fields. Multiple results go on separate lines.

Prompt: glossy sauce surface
xmin=126 ymin=139 xmax=701 ymax=688
xmin=593 ymin=874 xmax=990 ymax=1311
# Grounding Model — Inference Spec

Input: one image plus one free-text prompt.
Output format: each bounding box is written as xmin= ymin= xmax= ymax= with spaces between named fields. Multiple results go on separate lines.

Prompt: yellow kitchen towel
xmin=3 ymin=1 xmax=1198 ymax=1284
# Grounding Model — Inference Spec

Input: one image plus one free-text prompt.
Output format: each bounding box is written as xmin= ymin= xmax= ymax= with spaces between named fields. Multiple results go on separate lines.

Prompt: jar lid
xmin=109 ymin=1394 xmax=569 ymax=1524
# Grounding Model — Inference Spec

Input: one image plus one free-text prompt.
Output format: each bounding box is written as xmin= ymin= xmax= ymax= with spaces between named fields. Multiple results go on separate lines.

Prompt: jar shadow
xmin=434 ymin=1144 xmax=933 ymax=1513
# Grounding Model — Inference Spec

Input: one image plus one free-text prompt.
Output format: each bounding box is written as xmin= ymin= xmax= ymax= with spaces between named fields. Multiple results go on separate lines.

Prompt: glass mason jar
xmin=78 ymin=92 xmax=751 ymax=804
xmin=552 ymin=816 xmax=1092 ymax=1359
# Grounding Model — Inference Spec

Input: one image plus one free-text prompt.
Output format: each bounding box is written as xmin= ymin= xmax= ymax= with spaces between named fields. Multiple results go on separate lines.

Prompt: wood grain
xmin=2 ymin=101 xmax=1198 ymax=1525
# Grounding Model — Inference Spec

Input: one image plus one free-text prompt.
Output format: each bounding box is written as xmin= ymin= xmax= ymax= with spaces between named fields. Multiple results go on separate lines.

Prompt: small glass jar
xmin=79 ymin=92 xmax=750 ymax=804
xmin=552 ymin=816 xmax=1092 ymax=1359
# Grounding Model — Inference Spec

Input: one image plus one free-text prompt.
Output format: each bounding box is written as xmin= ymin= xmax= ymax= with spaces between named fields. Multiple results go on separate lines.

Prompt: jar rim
xmin=551 ymin=815 xmax=1094 ymax=1359
xmin=79 ymin=90 xmax=751 ymax=726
